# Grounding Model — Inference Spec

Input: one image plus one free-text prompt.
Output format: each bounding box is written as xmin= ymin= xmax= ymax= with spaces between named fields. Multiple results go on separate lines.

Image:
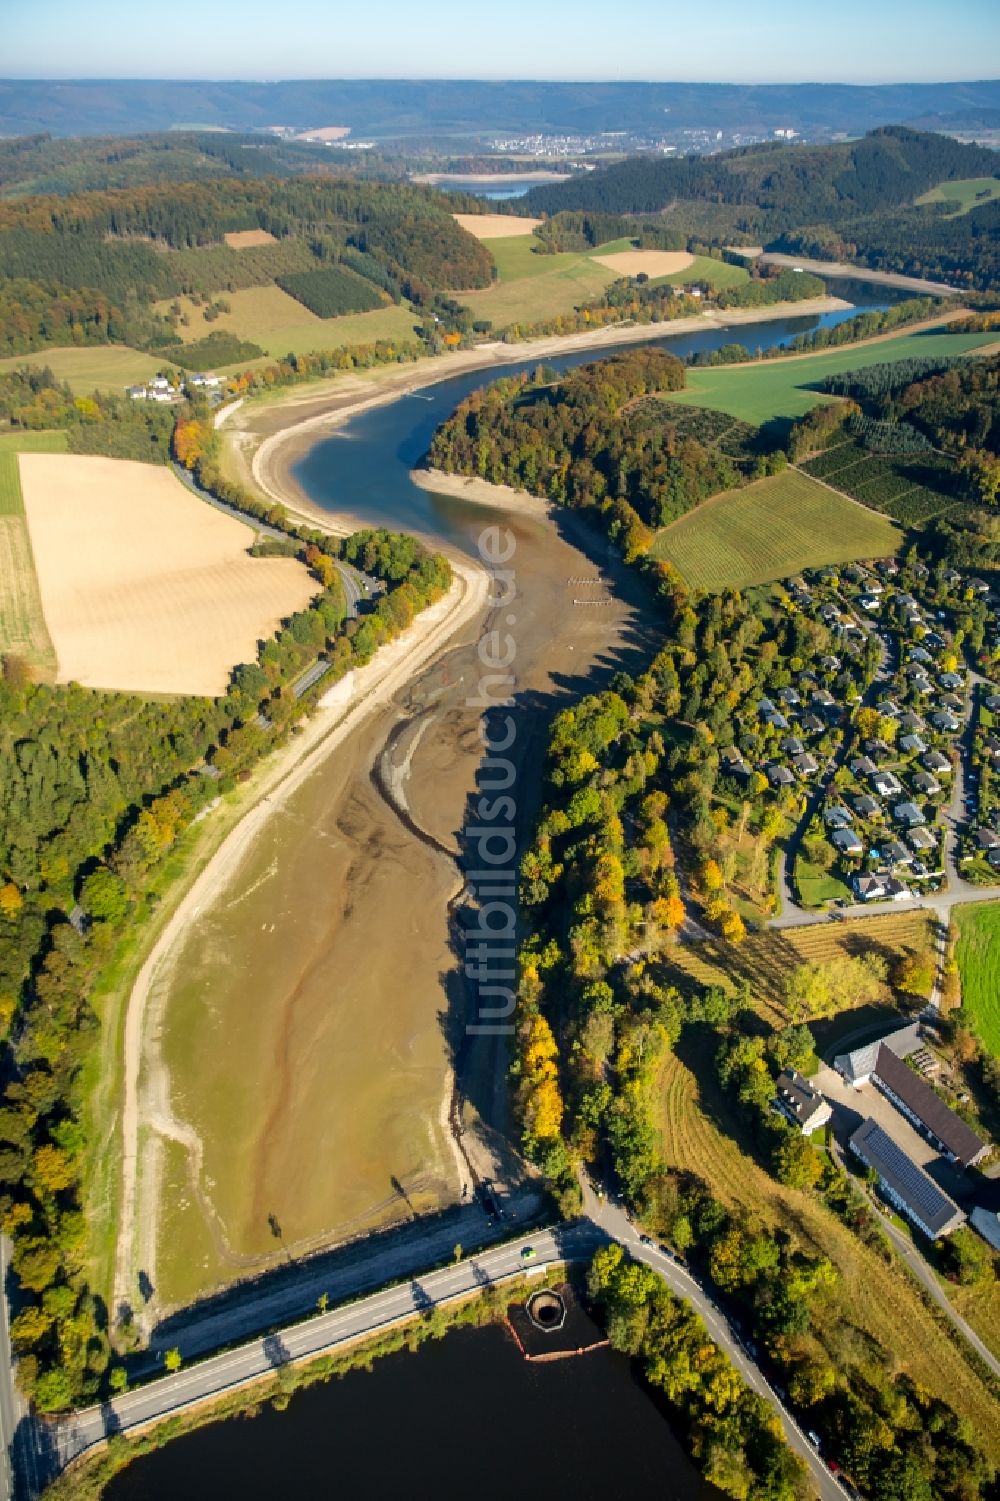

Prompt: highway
xmin=32 ymin=1200 xmax=850 ymax=1501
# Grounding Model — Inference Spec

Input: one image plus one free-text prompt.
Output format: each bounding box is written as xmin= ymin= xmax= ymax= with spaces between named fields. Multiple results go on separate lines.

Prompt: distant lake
xmin=418 ymin=173 xmax=569 ymax=199
xmin=104 ymin=1324 xmax=722 ymax=1500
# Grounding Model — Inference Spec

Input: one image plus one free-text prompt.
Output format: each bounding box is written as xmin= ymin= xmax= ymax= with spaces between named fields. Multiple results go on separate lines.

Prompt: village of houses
xmin=720 ymin=554 xmax=1000 ymax=912
xmin=713 ymin=550 xmax=1000 ymax=1262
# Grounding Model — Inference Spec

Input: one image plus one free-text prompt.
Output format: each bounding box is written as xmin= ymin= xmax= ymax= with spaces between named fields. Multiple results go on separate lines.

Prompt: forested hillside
xmin=0 ymin=176 xmax=494 ymax=358
xmin=427 ymin=346 xmax=778 ymax=550
xmin=0 ymin=131 xmax=403 ymax=198
xmin=524 ymin=128 xmax=1000 ymax=287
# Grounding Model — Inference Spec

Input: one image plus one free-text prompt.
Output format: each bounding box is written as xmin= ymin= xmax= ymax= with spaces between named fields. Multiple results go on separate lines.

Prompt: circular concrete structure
xmin=526 ymin=1289 xmax=567 ymax=1333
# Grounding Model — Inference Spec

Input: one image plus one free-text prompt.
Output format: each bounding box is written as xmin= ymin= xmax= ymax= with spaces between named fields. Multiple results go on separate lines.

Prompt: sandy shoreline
xmin=411 ymin=467 xmax=552 ymax=517
xmin=241 ymin=294 xmax=853 ymax=528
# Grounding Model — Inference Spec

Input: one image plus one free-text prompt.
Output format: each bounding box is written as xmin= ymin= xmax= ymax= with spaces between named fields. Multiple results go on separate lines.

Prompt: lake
xmin=104 ymin=1323 xmax=722 ymax=1500
xmin=293 ymin=276 xmax=899 ymax=551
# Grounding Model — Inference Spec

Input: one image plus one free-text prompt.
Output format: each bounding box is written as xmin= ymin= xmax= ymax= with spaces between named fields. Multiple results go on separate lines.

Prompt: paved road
xmin=28 ymin=1201 xmax=848 ymax=1500
xmin=52 ymin=1224 xmax=600 ymax=1479
xmin=579 ymin=1181 xmax=849 ymax=1501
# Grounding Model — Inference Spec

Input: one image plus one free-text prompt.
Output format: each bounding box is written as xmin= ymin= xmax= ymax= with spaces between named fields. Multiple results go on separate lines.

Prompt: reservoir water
xmin=105 ymin=1323 xmax=722 ymax=1500
xmin=293 ymin=277 xmax=897 ymax=550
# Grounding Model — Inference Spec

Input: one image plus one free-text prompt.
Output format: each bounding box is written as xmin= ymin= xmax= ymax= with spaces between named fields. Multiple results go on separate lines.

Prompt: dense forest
xmin=427 ymin=347 xmax=782 ymax=550
xmin=0 ymin=392 xmax=451 ymax=1409
xmin=523 ymin=128 xmax=1000 ymax=288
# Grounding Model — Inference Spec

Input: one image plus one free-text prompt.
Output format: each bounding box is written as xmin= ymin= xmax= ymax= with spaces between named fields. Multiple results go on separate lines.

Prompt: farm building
xmin=774 ymin=1071 xmax=832 ymax=1136
xmin=872 ymin=1048 xmax=988 ymax=1168
xmin=849 ymin=1119 xmax=965 ymax=1239
xmin=970 ymin=1184 xmax=1000 ymax=1251
xmin=834 ymin=1022 xmax=921 ymax=1086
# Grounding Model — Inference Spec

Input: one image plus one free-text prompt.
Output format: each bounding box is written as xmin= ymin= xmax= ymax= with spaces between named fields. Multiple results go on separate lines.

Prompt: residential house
xmin=851 ymin=755 xmax=877 ymax=779
xmin=774 ymin=1071 xmax=832 ymax=1136
xmin=793 ymin=752 xmax=819 ymax=779
xmin=930 ymin=710 xmax=960 ymax=733
xmin=906 ymin=826 xmax=937 ymax=853
xmin=824 ymin=805 xmax=854 ymax=829
xmin=922 ymin=750 xmax=951 ymax=775
xmin=881 ymin=838 xmax=912 ymax=868
xmin=912 ymin=772 xmax=940 ymax=797
xmin=853 ymin=794 xmax=880 ymax=818
xmin=938 ymin=671 xmax=963 ymax=692
xmin=781 ymin=735 xmax=805 ymax=757
xmin=894 ymin=801 xmax=926 ymax=828
xmin=899 ymin=734 xmax=927 ymax=756
xmin=833 ymin=827 xmax=864 ymax=856
xmin=767 ymin=763 xmax=795 ymax=788
xmin=976 ymin=828 xmax=1000 ymax=853
xmin=871 ymin=770 xmax=902 ymax=797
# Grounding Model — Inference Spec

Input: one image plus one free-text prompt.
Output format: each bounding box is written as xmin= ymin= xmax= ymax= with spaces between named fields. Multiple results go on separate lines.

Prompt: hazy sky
xmin=4 ymin=0 xmax=999 ymax=82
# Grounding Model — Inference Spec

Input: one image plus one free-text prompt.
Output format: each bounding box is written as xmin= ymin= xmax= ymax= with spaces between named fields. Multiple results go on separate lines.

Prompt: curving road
xmin=30 ymin=1200 xmax=851 ymax=1501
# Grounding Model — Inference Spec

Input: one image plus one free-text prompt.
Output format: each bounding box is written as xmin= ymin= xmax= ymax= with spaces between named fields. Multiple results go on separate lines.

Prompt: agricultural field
xmin=665 ymin=328 xmax=998 ymax=425
xmin=155 ymin=287 xmax=421 ymax=360
xmin=656 ymin=1030 xmax=1000 ymax=1454
xmin=803 ymin=436 xmax=959 ymax=524
xmin=0 ymin=431 xmax=67 ymax=676
xmin=657 ymin=909 xmax=937 ymax=1030
xmin=592 ymin=248 xmax=694 ymax=278
xmin=19 ymin=453 xmax=317 ymax=695
xmin=915 ymin=176 xmax=1000 ymax=216
xmin=223 ymin=228 xmax=278 ymax=248
xmin=457 ymin=233 xmax=619 ymax=326
xmin=0 ymin=344 xmax=180 ymax=395
xmin=451 ymin=212 xmax=542 ymax=240
xmin=649 ymin=468 xmax=901 ymax=591
xmin=654 ymin=252 xmax=751 ymax=289
xmin=954 ymin=901 xmax=1000 ymax=1057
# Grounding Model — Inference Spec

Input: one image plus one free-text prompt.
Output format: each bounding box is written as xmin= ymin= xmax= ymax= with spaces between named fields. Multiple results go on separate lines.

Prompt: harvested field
xmin=223 ymin=229 xmax=278 ymax=249
xmin=657 ymin=1033 xmax=1000 ymax=1455
xmin=649 ymin=469 xmax=901 ymax=591
xmin=19 ymin=453 xmax=318 ymax=695
xmin=592 ymin=249 xmax=694 ymax=278
xmin=452 ymin=212 xmax=543 ymax=240
xmin=657 ymin=910 xmax=936 ymax=1028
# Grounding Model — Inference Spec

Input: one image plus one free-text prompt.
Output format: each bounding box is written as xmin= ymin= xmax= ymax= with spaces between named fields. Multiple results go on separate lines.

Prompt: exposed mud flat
xmin=151 ymin=496 xmax=656 ymax=1309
